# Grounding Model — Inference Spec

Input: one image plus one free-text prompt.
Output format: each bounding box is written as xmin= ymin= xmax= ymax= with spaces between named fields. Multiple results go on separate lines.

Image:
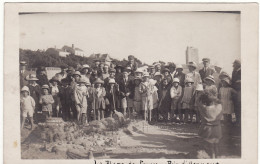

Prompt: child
xmin=92 ymin=78 xmax=106 ymax=120
xmin=20 ymin=86 xmax=35 ymax=130
xmin=26 ymin=74 xmax=41 ymax=113
xmin=150 ymin=79 xmax=159 ymax=122
xmin=219 ymin=78 xmax=236 ymax=124
xmin=198 ymin=89 xmax=223 ymax=158
xmin=170 ymin=78 xmax=182 ymax=122
xmin=60 ymin=78 xmax=73 ymax=121
xmin=133 ymin=77 xmax=142 ymax=118
xmin=158 ymin=78 xmax=172 ymax=122
xmin=139 ymin=72 xmax=152 ymax=121
xmin=49 ymin=76 xmax=61 ymax=117
xmin=191 ymin=84 xmax=204 ymax=123
xmin=39 ymin=85 xmax=54 ymax=120
xmin=74 ymin=78 xmax=88 ymax=124
xmin=106 ymin=79 xmax=120 ymax=117
xmin=180 ymin=77 xmax=195 ymax=123
xmin=204 ymin=75 xmax=218 ymax=97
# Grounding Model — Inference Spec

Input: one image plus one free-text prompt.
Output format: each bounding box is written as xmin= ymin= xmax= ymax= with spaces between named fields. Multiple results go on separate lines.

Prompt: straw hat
xmin=77 ymin=78 xmax=87 ymax=84
xmin=135 ymin=68 xmax=143 ymax=74
xmin=108 ymin=79 xmax=116 ymax=84
xmin=143 ymin=72 xmax=150 ymax=77
xmin=94 ymin=78 xmax=104 ymax=84
xmin=153 ymin=62 xmax=161 ymax=67
xmin=196 ymin=84 xmax=204 ymax=91
xmin=42 ymin=84 xmax=50 ymax=90
xmin=221 ymin=78 xmax=231 ymax=85
xmin=25 ymin=74 xmax=39 ymax=81
xmin=72 ymin=71 xmax=81 ymax=77
xmin=204 ymin=75 xmax=215 ymax=84
xmin=172 ymin=78 xmax=180 ymax=83
xmin=187 ymin=62 xmax=197 ymax=69
xmin=176 ymin=64 xmax=183 ymax=70
xmin=21 ymin=86 xmax=30 ymax=93
xmin=82 ymin=64 xmax=90 ymax=69
xmin=185 ymin=77 xmax=194 ymax=83
xmin=154 ymin=72 xmax=163 ymax=77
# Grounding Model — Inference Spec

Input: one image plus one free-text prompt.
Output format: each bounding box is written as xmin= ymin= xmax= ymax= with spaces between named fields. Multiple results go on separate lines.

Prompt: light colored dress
xmin=185 ymin=71 xmax=202 ymax=87
xmin=74 ymin=85 xmax=88 ymax=114
xmin=219 ymin=87 xmax=235 ymax=114
xmin=170 ymin=85 xmax=182 ymax=110
xmin=20 ymin=95 xmax=35 ymax=117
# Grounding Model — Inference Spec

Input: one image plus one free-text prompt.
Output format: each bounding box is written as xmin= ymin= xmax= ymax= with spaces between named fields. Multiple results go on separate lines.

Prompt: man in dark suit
xmin=199 ymin=58 xmax=215 ymax=82
xmin=231 ymin=59 xmax=241 ymax=89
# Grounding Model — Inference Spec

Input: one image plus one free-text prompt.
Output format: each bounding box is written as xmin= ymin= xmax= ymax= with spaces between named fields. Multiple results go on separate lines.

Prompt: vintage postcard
xmin=3 ymin=3 xmax=258 ymax=164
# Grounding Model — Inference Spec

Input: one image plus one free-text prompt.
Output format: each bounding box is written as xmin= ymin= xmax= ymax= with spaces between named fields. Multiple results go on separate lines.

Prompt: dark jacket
xmin=199 ymin=67 xmax=215 ymax=82
xmin=36 ymin=74 xmax=49 ymax=86
xmin=231 ymin=68 xmax=241 ymax=89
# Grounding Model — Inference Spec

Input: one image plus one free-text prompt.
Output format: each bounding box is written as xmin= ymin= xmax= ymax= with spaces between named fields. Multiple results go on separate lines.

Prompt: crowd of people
xmin=20 ymin=55 xmax=241 ymax=157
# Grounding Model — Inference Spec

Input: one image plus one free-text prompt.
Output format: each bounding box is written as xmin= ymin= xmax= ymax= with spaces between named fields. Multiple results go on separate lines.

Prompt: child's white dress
xmin=219 ymin=87 xmax=234 ymax=114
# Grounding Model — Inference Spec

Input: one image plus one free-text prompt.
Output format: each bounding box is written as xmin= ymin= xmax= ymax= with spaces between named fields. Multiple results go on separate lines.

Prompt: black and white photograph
xmin=3 ymin=3 xmax=258 ymax=164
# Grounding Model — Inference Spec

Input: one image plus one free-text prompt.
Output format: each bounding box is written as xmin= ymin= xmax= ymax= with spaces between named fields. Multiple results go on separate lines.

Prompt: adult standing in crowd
xmin=102 ymin=64 xmax=110 ymax=80
xmin=168 ymin=63 xmax=176 ymax=81
xmin=231 ymin=59 xmax=241 ymax=89
xmin=56 ymin=67 xmax=67 ymax=82
xmin=127 ymin=55 xmax=138 ymax=73
xmin=81 ymin=64 xmax=91 ymax=81
xmin=36 ymin=66 xmax=49 ymax=86
xmin=185 ymin=62 xmax=202 ymax=87
xmin=231 ymin=59 xmax=241 ymax=126
xmin=20 ymin=61 xmax=29 ymax=88
xmin=148 ymin=65 xmax=156 ymax=79
xmin=115 ymin=65 xmax=123 ymax=83
xmin=199 ymin=58 xmax=215 ymax=82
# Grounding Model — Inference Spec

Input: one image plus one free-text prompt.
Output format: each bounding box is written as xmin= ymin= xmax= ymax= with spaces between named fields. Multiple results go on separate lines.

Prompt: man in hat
xmin=169 ymin=63 xmax=177 ymax=81
xmin=99 ymin=62 xmax=105 ymax=75
xmin=231 ymin=59 xmax=241 ymax=126
xmin=127 ymin=55 xmax=138 ymax=72
xmin=101 ymin=64 xmax=110 ymax=80
xmin=20 ymin=61 xmax=30 ymax=88
xmin=174 ymin=64 xmax=186 ymax=88
xmin=199 ymin=58 xmax=215 ymax=83
xmin=81 ymin=64 xmax=91 ymax=82
xmin=148 ymin=65 xmax=156 ymax=78
xmin=90 ymin=66 xmax=100 ymax=85
xmin=231 ymin=59 xmax=241 ymax=89
xmin=103 ymin=68 xmax=116 ymax=90
xmin=162 ymin=68 xmax=172 ymax=84
xmin=36 ymin=66 xmax=49 ymax=87
xmin=94 ymin=59 xmax=101 ymax=68
xmin=185 ymin=62 xmax=202 ymax=87
xmin=115 ymin=65 xmax=123 ymax=83
xmin=153 ymin=62 xmax=161 ymax=73
xmin=56 ymin=67 xmax=67 ymax=82
xmin=117 ymin=68 xmax=135 ymax=117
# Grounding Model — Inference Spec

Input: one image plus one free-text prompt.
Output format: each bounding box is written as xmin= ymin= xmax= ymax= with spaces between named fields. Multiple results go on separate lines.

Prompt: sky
xmin=20 ymin=12 xmax=240 ymax=74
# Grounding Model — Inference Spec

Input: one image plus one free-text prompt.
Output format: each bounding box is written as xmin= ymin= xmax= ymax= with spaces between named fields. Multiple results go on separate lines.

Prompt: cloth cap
xmin=202 ymin=58 xmax=210 ymax=62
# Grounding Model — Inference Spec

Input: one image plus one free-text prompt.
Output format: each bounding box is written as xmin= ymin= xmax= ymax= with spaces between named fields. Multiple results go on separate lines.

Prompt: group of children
xmin=20 ymin=59 xmax=241 ymax=130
